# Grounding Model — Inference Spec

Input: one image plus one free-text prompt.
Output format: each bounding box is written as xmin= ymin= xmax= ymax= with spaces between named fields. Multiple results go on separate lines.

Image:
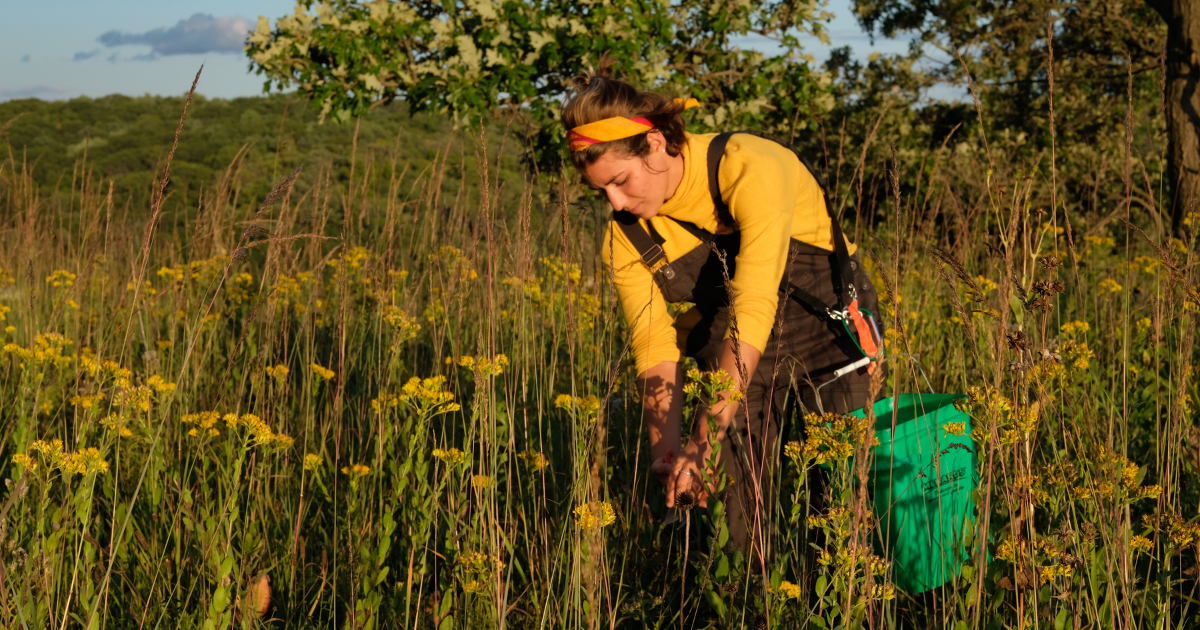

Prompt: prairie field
xmin=0 ymin=80 xmax=1198 ymax=630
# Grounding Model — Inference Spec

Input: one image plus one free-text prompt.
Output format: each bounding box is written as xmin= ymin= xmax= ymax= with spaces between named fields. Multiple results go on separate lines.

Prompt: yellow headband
xmin=568 ymin=98 xmax=699 ymax=152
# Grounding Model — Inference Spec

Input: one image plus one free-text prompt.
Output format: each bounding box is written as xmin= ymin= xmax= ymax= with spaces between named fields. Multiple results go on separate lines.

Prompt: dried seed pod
xmin=675 ymin=490 xmax=696 ymax=511
xmin=241 ymin=224 xmax=271 ymax=241
xmin=1032 ymin=280 xmax=1053 ymax=296
xmin=752 ymin=612 xmax=769 ymax=629
xmin=1039 ymin=255 xmax=1061 ymax=270
xmin=1004 ymin=330 xmax=1029 ymax=351
xmin=232 ymin=248 xmax=249 ymax=263
xmin=1050 ymin=280 xmax=1065 ymax=294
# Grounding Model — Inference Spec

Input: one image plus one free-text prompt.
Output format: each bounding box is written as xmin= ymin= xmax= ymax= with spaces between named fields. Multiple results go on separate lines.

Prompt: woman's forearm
xmin=637 ymin=361 xmax=684 ymax=465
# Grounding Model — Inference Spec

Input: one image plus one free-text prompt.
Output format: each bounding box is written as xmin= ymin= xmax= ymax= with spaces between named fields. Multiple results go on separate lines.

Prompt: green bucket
xmin=848 ymin=393 xmax=977 ymax=594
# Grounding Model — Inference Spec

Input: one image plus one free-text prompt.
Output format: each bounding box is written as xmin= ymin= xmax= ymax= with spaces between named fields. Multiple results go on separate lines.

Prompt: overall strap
xmin=612 ymin=210 xmax=717 ymax=284
xmin=612 ymin=210 xmax=669 ymax=273
xmin=707 ymin=131 xmax=858 ymax=315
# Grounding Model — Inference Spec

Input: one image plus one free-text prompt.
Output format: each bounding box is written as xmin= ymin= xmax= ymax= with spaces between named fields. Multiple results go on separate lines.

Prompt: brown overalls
xmin=613 ymin=131 xmax=887 ymax=558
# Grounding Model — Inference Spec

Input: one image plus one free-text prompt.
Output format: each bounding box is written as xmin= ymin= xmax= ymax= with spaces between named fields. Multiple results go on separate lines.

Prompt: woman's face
xmin=582 ymin=132 xmax=674 ymax=220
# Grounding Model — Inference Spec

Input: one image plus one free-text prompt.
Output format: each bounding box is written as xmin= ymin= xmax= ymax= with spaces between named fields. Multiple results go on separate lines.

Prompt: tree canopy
xmin=246 ymin=0 xmax=839 ymax=171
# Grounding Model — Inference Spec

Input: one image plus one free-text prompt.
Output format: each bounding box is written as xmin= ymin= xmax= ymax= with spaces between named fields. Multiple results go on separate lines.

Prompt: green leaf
xmin=212 ymin=586 xmax=229 ymax=613
xmin=1008 ymin=295 xmax=1024 ymax=327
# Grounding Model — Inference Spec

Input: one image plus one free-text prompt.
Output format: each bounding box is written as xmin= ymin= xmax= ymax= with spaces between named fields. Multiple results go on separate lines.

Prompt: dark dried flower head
xmin=752 ymin=612 xmax=769 ymax=629
xmin=722 ymin=582 xmax=740 ymax=596
xmin=232 ymin=248 xmax=249 ymax=263
xmin=1050 ymin=280 xmax=1065 ymax=294
xmin=1059 ymin=553 xmax=1084 ymax=569
xmin=1032 ymin=280 xmax=1054 ymax=296
xmin=242 ymin=224 xmax=271 ymax=241
xmin=1004 ymin=330 xmax=1029 ymax=351
xmin=1029 ymin=295 xmax=1053 ymax=313
xmin=674 ymin=490 xmax=696 ymax=511
xmin=1039 ymin=255 xmax=1061 ymax=270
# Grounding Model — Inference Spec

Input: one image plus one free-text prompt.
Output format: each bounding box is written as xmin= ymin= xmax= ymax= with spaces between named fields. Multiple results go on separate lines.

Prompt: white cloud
xmin=97 ymin=14 xmax=252 ymax=56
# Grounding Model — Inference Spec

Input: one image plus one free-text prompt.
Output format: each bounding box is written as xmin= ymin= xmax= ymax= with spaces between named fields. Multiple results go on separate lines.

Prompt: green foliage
xmin=246 ymin=0 xmax=839 ymax=171
xmin=0 ymin=93 xmax=520 ymax=219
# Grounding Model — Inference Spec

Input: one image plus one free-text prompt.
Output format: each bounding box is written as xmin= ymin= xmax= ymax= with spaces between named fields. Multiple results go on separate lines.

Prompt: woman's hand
xmin=650 ymin=437 xmax=715 ymax=508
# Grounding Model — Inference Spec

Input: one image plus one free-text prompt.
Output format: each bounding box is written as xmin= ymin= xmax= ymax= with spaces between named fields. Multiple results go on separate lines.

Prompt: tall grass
xmin=0 ymin=78 xmax=1196 ymax=630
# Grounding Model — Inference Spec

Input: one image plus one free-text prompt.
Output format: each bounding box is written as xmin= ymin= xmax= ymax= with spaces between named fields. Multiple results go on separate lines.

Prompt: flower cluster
xmin=341 ymin=463 xmax=370 ymax=489
xmin=381 ymin=305 xmax=421 ymax=342
xmin=265 ymin=364 xmax=289 ymax=383
xmin=311 ymin=363 xmax=336 ymax=381
xmin=79 ymin=349 xmax=133 ymax=386
xmin=682 ymin=368 xmax=744 ymax=407
xmin=801 ymin=413 xmax=877 ymax=465
xmin=518 ymin=450 xmax=549 ymax=472
xmin=573 ymin=501 xmax=616 ymax=529
xmin=427 ymin=246 xmax=478 ymax=281
xmin=100 ymin=414 xmax=134 ymax=438
xmin=432 ymin=447 xmax=467 ymax=467
xmin=181 ymin=411 xmax=222 ymax=437
xmin=69 ymin=392 xmax=108 ymax=410
xmin=45 ymin=269 xmax=77 ymax=289
xmin=224 ymin=412 xmax=294 ymax=449
xmin=455 ymin=353 xmax=508 ymax=377
xmin=12 ymin=439 xmax=109 ymax=477
xmin=399 ymin=376 xmax=460 ymax=415
xmin=554 ymin=394 xmax=601 ymax=419
xmin=303 ymin=453 xmax=323 ymax=471
xmin=4 ymin=332 xmax=75 ymax=371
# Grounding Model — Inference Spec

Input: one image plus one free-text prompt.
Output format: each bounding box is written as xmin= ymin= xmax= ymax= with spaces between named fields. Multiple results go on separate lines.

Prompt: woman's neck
xmin=663 ymin=151 xmax=686 ymax=203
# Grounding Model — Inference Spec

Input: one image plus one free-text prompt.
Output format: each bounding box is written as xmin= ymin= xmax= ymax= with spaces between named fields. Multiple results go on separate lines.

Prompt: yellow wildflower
xmin=1130 ymin=535 xmax=1153 ymax=554
xmin=1098 ymin=278 xmax=1122 ymax=294
xmin=432 ymin=448 xmax=468 ymax=467
xmin=303 ymin=453 xmax=323 ymax=471
xmin=69 ymin=392 xmax=107 ymax=410
xmin=12 ymin=453 xmax=38 ymax=472
xmin=101 ymin=414 xmax=135 ymax=438
xmin=265 ymin=364 xmax=290 ymax=383
xmin=518 ymin=450 xmax=549 ymax=471
xmin=942 ymin=422 xmax=966 ymax=436
xmin=147 ymin=375 xmax=176 ymax=394
xmin=777 ymin=581 xmax=802 ymax=600
xmin=341 ymin=463 xmax=370 ymax=489
xmin=45 ymin=269 xmax=77 ymax=288
xmin=399 ymin=376 xmax=460 ymax=414
xmin=471 ymin=474 xmax=492 ymax=489
xmin=381 ymin=305 xmax=421 ymax=341
xmin=311 ymin=363 xmax=335 ymax=381
xmin=573 ymin=501 xmax=616 ymax=529
xmin=1059 ymin=321 xmax=1090 ymax=336
xmin=63 ymin=448 xmax=109 ymax=475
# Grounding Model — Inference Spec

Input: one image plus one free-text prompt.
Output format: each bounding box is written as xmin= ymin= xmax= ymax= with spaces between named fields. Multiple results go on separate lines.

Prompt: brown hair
xmin=562 ymin=58 xmax=690 ymax=171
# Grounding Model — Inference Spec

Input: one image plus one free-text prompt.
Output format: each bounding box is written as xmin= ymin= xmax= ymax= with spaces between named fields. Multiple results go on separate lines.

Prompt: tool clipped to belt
xmin=611 ymin=131 xmax=883 ymax=373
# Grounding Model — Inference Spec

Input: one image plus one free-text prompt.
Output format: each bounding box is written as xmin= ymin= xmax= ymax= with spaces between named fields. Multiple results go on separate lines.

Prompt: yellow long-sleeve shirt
xmin=602 ymin=132 xmax=856 ymax=375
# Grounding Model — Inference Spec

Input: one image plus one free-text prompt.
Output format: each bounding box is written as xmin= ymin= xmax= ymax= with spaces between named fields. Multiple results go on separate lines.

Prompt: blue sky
xmin=0 ymin=0 xmax=915 ymax=103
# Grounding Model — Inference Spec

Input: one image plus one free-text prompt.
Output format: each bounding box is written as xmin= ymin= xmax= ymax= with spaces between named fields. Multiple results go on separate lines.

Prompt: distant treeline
xmin=0 ymin=93 xmax=528 ymax=218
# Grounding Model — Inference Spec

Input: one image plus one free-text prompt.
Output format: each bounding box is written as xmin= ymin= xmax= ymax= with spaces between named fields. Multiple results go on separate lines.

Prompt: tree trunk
xmin=1155 ymin=0 xmax=1200 ymax=233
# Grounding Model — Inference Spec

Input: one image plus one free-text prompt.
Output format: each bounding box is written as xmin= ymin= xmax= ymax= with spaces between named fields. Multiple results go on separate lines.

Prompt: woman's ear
xmin=647 ymin=130 xmax=668 ymax=153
